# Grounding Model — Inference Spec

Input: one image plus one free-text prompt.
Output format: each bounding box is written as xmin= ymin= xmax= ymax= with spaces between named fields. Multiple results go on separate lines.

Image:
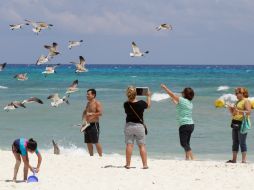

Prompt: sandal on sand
xmin=142 ymin=166 xmax=149 ymax=169
xmin=226 ymin=160 xmax=236 ymax=163
xmin=124 ymin=165 xmax=130 ymax=169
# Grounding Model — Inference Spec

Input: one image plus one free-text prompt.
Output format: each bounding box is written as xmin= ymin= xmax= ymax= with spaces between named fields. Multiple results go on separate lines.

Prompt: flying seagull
xmin=44 ymin=42 xmax=60 ymax=58
xmin=68 ymin=40 xmax=83 ymax=49
xmin=9 ymin=23 xmax=29 ymax=30
xmin=36 ymin=21 xmax=53 ymax=29
xmin=42 ymin=64 xmax=60 ymax=76
xmin=14 ymin=73 xmax=28 ymax=81
xmin=130 ymin=42 xmax=149 ymax=57
xmin=25 ymin=19 xmax=53 ymax=35
xmin=156 ymin=23 xmax=173 ymax=31
xmin=36 ymin=55 xmax=50 ymax=65
xmin=4 ymin=101 xmax=25 ymax=111
xmin=66 ymin=80 xmax=79 ymax=94
xmin=4 ymin=97 xmax=43 ymax=111
xmin=70 ymin=56 xmax=87 ymax=73
xmin=22 ymin=97 xmax=44 ymax=104
xmin=47 ymin=93 xmax=69 ymax=107
xmin=0 ymin=63 xmax=7 ymax=71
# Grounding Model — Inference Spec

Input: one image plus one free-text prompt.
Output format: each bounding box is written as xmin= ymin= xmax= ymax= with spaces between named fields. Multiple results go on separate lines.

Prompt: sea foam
xmin=0 ymin=85 xmax=8 ymax=89
xmin=217 ymin=86 xmax=229 ymax=91
xmin=151 ymin=93 xmax=169 ymax=102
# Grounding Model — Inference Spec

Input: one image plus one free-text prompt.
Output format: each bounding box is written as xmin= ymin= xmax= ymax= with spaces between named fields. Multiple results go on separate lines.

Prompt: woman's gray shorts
xmin=124 ymin=122 xmax=145 ymax=145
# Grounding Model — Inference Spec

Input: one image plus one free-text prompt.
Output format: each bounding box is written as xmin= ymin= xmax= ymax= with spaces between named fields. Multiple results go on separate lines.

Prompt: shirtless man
xmin=82 ymin=89 xmax=103 ymax=156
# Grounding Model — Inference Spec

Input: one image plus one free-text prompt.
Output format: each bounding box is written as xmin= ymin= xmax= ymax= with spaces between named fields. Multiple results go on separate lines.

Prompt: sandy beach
xmin=0 ymin=150 xmax=253 ymax=190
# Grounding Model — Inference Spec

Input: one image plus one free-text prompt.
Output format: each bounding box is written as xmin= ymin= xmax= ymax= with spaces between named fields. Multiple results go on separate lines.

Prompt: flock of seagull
xmin=1 ymin=19 xmax=172 ymax=112
xmin=3 ymin=79 xmax=79 ymax=111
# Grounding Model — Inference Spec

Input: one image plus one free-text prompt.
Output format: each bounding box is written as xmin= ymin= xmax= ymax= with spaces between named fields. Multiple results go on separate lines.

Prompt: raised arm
xmin=161 ymin=84 xmax=180 ymax=103
xmin=146 ymin=91 xmax=151 ymax=109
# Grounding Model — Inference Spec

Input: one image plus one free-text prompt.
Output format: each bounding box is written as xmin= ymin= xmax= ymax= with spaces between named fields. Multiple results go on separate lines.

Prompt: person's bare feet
xmin=226 ymin=160 xmax=236 ymax=163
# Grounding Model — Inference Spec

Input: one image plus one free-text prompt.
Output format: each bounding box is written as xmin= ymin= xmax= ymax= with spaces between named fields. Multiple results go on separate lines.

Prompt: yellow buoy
xmin=214 ymin=99 xmax=225 ymax=108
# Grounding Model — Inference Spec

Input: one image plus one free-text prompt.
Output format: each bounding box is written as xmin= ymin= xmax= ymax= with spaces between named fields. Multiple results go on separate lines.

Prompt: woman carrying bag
xmin=123 ymin=86 xmax=151 ymax=169
xmin=227 ymin=87 xmax=251 ymax=163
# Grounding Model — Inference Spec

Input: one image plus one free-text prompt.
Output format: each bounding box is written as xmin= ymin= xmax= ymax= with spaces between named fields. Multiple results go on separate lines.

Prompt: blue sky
xmin=1 ymin=0 xmax=254 ymax=65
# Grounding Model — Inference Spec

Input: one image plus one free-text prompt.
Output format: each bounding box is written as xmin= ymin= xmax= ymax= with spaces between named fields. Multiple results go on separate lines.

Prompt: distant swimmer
xmin=155 ymin=23 xmax=173 ymax=31
xmin=14 ymin=73 xmax=28 ymax=81
xmin=66 ymin=80 xmax=79 ymax=94
xmin=9 ymin=23 xmax=29 ymax=30
xmin=68 ymin=40 xmax=83 ymax=49
xmin=70 ymin=56 xmax=87 ymax=73
xmin=0 ymin=62 xmax=7 ymax=71
xmin=130 ymin=42 xmax=149 ymax=57
xmin=47 ymin=93 xmax=69 ymax=107
xmin=52 ymin=140 xmax=60 ymax=155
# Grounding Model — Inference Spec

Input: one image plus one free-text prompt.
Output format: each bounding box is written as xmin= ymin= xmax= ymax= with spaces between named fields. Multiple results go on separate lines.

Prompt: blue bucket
xmin=27 ymin=175 xmax=38 ymax=183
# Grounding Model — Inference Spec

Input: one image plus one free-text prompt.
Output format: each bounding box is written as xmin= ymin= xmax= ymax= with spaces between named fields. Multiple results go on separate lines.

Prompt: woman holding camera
xmin=227 ymin=87 xmax=251 ymax=163
xmin=161 ymin=84 xmax=195 ymax=160
xmin=123 ymin=86 xmax=151 ymax=169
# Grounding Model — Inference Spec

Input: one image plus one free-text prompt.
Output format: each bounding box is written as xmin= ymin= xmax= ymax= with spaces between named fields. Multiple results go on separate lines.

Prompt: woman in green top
xmin=161 ymin=84 xmax=195 ymax=160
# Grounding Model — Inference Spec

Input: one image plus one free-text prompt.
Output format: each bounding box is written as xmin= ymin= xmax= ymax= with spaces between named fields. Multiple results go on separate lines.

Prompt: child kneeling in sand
xmin=12 ymin=138 xmax=42 ymax=182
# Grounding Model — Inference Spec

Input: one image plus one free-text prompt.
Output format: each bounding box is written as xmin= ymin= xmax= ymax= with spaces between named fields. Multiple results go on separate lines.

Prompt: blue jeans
xmin=232 ymin=128 xmax=247 ymax=152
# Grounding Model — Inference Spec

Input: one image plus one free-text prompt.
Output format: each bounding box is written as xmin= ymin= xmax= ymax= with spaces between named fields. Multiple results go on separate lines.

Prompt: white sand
xmin=1 ymin=150 xmax=254 ymax=190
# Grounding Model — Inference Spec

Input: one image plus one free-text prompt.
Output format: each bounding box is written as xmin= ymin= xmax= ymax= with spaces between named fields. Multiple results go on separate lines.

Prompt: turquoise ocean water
xmin=1 ymin=64 xmax=254 ymax=161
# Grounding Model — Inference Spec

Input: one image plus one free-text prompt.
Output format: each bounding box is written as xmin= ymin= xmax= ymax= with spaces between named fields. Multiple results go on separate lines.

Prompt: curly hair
xmin=126 ymin=86 xmax=137 ymax=101
xmin=235 ymin=87 xmax=249 ymax=98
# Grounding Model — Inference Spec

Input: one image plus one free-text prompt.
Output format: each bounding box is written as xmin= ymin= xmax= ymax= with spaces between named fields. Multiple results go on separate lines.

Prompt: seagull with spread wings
xmin=9 ymin=23 xmax=29 ymax=30
xmin=156 ymin=23 xmax=173 ymax=31
xmin=42 ymin=64 xmax=60 ymax=76
xmin=66 ymin=80 xmax=79 ymax=94
xmin=44 ymin=42 xmax=60 ymax=58
xmin=25 ymin=19 xmax=53 ymax=35
xmin=130 ymin=42 xmax=149 ymax=57
xmin=70 ymin=56 xmax=87 ymax=73
xmin=4 ymin=97 xmax=43 ymax=111
xmin=47 ymin=93 xmax=69 ymax=107
xmin=36 ymin=55 xmax=50 ymax=65
xmin=0 ymin=63 xmax=7 ymax=71
xmin=68 ymin=40 xmax=83 ymax=49
xmin=14 ymin=73 xmax=28 ymax=81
